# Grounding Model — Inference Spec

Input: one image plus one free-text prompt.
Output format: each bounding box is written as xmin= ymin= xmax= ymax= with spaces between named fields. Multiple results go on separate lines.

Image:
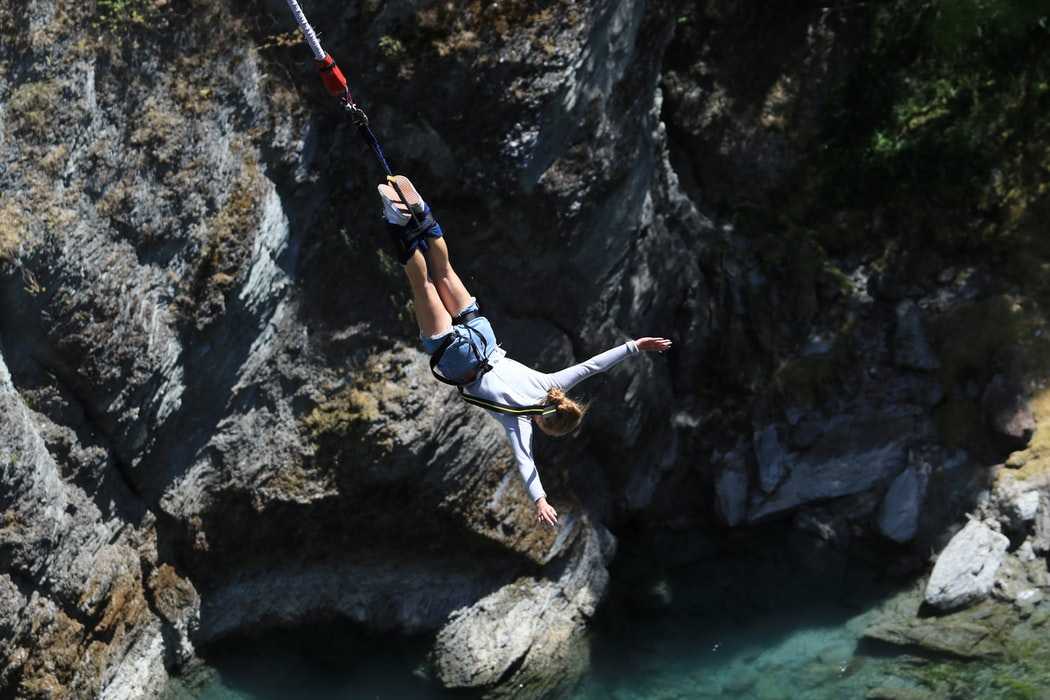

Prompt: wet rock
xmin=992 ymin=554 xmax=1032 ymax=602
xmin=981 ymin=375 xmax=1036 ymax=447
xmin=866 ymin=688 xmax=935 ymax=700
xmin=924 ymin=520 xmax=1010 ymax=611
xmin=893 ymin=301 xmax=939 ymax=371
xmin=865 ymin=688 xmax=932 ymax=700
xmin=878 ymin=465 xmax=928 ymax=543
xmin=863 ymin=616 xmax=1005 ymax=660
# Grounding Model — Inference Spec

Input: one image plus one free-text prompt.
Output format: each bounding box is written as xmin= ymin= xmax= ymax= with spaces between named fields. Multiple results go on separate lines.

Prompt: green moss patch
xmin=1000 ymin=388 xmax=1050 ymax=482
xmin=94 ymin=0 xmax=154 ymax=31
xmin=302 ymin=388 xmax=381 ymax=441
xmin=7 ymin=79 xmax=63 ymax=140
xmin=300 ymin=358 xmax=410 ymax=478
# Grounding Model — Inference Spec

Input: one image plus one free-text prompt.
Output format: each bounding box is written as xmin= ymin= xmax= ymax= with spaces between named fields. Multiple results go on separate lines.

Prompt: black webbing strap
xmin=429 ymin=334 xmax=470 ymax=386
xmin=429 ymin=315 xmax=491 ymax=386
xmin=458 ymin=390 xmax=557 ymax=416
xmin=426 ymin=321 xmax=558 ymax=419
xmin=427 ymin=312 xmax=555 ymax=416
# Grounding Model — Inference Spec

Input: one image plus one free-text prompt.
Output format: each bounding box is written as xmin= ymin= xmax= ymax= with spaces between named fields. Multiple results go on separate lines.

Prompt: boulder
xmin=430 ymin=519 xmax=614 ymax=696
xmin=924 ymin=520 xmax=1010 ymax=611
xmin=877 ymin=465 xmax=928 ymax=543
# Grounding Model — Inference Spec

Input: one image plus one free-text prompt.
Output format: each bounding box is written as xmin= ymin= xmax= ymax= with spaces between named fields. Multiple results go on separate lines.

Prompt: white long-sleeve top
xmin=463 ymin=341 xmax=639 ymax=501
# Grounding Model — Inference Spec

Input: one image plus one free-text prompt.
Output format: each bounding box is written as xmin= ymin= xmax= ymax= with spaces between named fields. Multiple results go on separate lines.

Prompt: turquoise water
xmin=167 ymin=538 xmax=933 ymax=700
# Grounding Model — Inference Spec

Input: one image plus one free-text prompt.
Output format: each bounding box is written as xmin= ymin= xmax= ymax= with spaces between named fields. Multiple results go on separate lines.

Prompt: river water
xmin=165 ymin=531 xmax=1040 ymax=699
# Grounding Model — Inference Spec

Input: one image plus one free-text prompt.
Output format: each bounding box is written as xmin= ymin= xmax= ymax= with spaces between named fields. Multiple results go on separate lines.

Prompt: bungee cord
xmin=283 ymin=0 xmax=410 ymax=209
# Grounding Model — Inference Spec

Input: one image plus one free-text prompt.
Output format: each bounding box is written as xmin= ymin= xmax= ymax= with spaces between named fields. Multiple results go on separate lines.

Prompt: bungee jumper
xmin=284 ymin=1 xmax=672 ymax=528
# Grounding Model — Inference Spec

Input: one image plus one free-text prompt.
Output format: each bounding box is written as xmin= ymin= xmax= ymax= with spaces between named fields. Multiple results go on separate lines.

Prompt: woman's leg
xmin=405 ymin=249 xmax=452 ymax=337
xmin=424 ymin=237 xmax=474 ymax=316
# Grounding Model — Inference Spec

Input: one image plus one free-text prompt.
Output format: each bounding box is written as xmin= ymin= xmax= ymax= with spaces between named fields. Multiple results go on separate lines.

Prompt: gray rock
xmin=993 ymin=554 xmax=1032 ymax=602
xmin=715 ymin=460 xmax=749 ymax=527
xmin=753 ymin=425 xmax=787 ymax=494
xmin=925 ymin=520 xmax=1010 ymax=611
xmin=1033 ymin=496 xmax=1050 ymax=553
xmin=878 ymin=465 xmax=928 ymax=543
xmin=1008 ymin=490 xmax=1041 ymax=524
xmin=748 ymin=414 xmax=916 ymax=522
xmin=431 ymin=519 xmax=612 ymax=695
xmin=894 ymin=300 xmax=939 ymax=371
xmin=1016 ymin=588 xmax=1043 ymax=606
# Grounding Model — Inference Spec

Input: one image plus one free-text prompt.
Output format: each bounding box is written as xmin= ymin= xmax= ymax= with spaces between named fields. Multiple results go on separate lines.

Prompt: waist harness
xmin=430 ymin=310 xmax=556 ymax=417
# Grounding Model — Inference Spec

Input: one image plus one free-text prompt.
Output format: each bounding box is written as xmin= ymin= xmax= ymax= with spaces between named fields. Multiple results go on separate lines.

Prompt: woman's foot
xmin=378 ymin=176 xmax=444 ymax=264
xmin=378 ymin=175 xmax=427 ymax=224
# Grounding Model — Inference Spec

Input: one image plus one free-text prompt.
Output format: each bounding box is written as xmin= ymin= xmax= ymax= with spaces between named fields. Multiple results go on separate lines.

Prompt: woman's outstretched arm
xmin=497 ymin=414 xmax=558 ymax=526
xmin=546 ymin=337 xmax=672 ymax=391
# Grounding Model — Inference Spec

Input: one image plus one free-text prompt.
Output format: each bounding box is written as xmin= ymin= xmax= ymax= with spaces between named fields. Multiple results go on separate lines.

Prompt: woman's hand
xmin=536 ymin=498 xmax=559 ymax=528
xmin=635 ymin=337 xmax=672 ymax=353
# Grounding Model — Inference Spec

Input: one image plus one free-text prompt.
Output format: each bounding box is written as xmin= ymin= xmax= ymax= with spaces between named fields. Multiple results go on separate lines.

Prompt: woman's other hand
xmin=635 ymin=337 xmax=672 ymax=353
xmin=536 ymin=498 xmax=559 ymax=528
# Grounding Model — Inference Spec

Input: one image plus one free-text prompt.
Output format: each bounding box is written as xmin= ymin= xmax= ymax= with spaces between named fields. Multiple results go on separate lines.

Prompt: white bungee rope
xmin=285 ymin=0 xmax=326 ymax=61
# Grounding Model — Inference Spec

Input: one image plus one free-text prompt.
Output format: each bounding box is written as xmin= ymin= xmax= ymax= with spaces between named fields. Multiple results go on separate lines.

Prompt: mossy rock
xmin=0 ymin=202 xmax=23 ymax=264
xmin=302 ymin=387 xmax=382 ymax=441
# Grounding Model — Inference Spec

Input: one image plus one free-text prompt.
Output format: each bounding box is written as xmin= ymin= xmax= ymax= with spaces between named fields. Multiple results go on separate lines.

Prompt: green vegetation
xmin=7 ymin=79 xmax=61 ymax=139
xmin=377 ymin=35 xmax=406 ymax=60
xmin=302 ymin=387 xmax=381 ymax=442
xmin=747 ymin=0 xmax=1050 ymax=415
xmin=94 ymin=0 xmax=152 ymax=31
xmin=804 ymin=0 xmax=1049 ymax=261
xmin=0 ymin=202 xmax=22 ymax=264
xmin=300 ymin=372 xmax=404 ymax=479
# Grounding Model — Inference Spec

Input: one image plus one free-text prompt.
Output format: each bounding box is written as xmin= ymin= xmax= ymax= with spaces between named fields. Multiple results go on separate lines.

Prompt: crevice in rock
xmin=493 ymin=641 xmax=532 ymax=687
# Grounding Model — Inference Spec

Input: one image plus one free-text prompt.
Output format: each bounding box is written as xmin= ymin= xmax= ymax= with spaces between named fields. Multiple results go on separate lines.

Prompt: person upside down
xmin=378 ymin=176 xmax=672 ymax=528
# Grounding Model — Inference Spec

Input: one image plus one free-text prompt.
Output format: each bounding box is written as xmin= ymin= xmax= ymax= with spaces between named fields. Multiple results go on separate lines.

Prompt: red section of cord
xmin=316 ymin=54 xmax=350 ymax=99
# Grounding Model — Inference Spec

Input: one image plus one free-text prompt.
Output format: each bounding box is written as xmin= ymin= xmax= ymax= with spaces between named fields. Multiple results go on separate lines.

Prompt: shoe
xmin=378 ymin=184 xmax=412 ymax=225
xmin=377 ymin=175 xmax=426 ymax=225
xmin=389 ymin=175 xmax=426 ymax=216
xmin=378 ymin=176 xmax=443 ymax=264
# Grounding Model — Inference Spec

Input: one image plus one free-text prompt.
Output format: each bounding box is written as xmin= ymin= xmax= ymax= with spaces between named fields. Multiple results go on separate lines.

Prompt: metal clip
xmin=344 ymin=102 xmax=369 ymax=127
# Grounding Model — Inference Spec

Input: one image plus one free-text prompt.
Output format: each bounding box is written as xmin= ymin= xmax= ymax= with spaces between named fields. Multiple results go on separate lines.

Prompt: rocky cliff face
xmin=1 ymin=0 xmax=1047 ymax=697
